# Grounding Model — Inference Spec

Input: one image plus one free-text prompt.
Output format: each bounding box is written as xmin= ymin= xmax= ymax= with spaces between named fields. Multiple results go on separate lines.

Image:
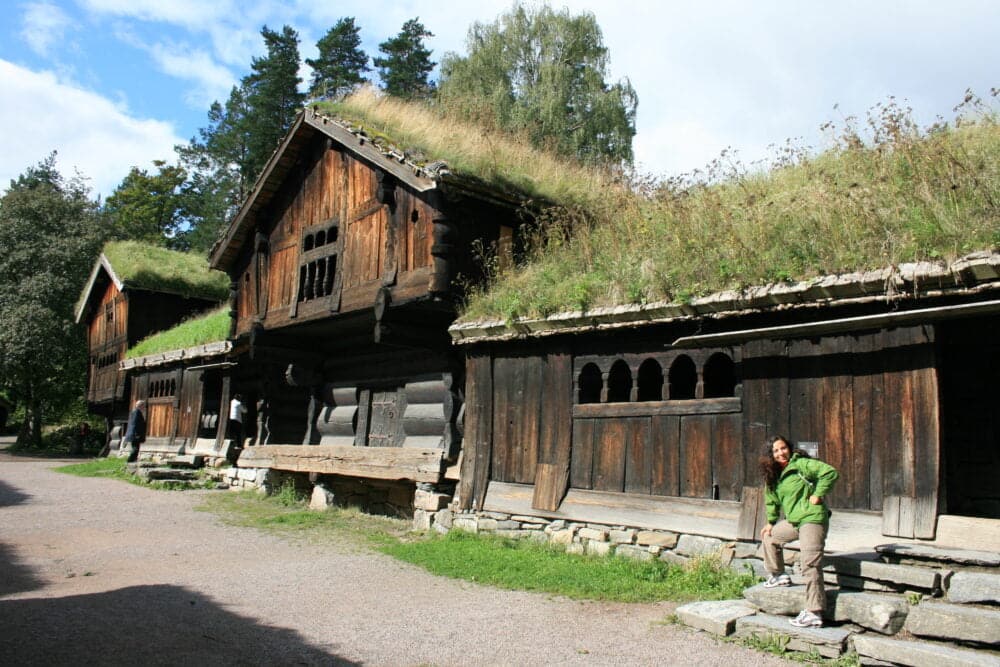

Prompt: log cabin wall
xmin=461 ymin=324 xmax=941 ymax=537
xmin=741 ymin=325 xmax=940 ymax=537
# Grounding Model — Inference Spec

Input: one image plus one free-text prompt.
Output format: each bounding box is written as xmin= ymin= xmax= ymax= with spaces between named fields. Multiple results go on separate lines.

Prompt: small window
xmin=303 ymin=234 xmax=315 ymax=251
xmin=578 ymin=363 xmax=602 ymax=404
xmin=411 ymin=209 xmax=420 ymax=224
xmin=606 ymin=360 xmax=632 ymax=403
xmin=703 ymin=353 xmax=737 ymax=398
xmin=668 ymin=355 xmax=697 ymax=400
xmin=637 ymin=359 xmax=664 ymax=401
xmin=316 ymin=230 xmax=326 ymax=246
xmin=327 ymin=226 xmax=338 ymax=243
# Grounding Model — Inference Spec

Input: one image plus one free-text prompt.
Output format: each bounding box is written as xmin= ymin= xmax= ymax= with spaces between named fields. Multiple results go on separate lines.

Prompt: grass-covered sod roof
xmin=104 ymin=241 xmax=230 ymax=302
xmin=320 ymin=92 xmax=1000 ymax=322
xmin=126 ymin=306 xmax=230 ymax=359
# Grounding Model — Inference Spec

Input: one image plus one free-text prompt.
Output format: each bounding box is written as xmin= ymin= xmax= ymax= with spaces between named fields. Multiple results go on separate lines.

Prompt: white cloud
xmin=145 ymin=43 xmax=236 ymax=108
xmin=20 ymin=1 xmax=74 ymax=57
xmin=0 ymin=60 xmax=183 ymax=198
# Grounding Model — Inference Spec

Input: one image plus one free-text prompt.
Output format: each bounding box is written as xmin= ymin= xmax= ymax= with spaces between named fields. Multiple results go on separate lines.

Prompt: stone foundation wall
xmin=417 ymin=507 xmax=782 ymax=576
xmin=311 ymin=476 xmax=417 ymax=519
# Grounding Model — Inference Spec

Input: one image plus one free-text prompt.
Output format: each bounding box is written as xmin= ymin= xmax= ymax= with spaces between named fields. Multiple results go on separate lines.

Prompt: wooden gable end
xmin=234 ymin=140 xmax=442 ymax=337
xmin=86 ymin=279 xmax=128 ymax=406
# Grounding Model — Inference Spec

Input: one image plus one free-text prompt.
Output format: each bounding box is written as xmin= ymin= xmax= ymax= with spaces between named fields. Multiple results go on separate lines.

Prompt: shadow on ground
xmin=0 ymin=478 xmax=32 ymax=508
xmin=0 ymin=584 xmax=358 ymax=666
xmin=0 ymin=541 xmax=45 ymax=597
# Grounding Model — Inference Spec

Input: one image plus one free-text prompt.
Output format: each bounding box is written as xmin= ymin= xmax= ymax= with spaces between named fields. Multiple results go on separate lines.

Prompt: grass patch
xmin=126 ymin=306 xmax=230 ymax=358
xmin=101 ymin=240 xmax=229 ymax=301
xmin=197 ymin=484 xmax=410 ymax=546
xmin=54 ymin=457 xmax=215 ymax=491
xmin=55 ymin=457 xmax=130 ymax=479
xmin=382 ymin=530 xmax=756 ymax=602
xmin=735 ymin=632 xmax=862 ymax=666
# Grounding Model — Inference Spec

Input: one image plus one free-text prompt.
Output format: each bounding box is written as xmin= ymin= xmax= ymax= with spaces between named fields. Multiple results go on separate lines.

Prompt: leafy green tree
xmin=438 ymin=4 xmax=638 ymax=165
xmin=103 ymin=160 xmax=187 ymax=247
xmin=307 ymin=17 xmax=369 ymax=100
xmin=0 ymin=154 xmax=104 ymax=446
xmin=374 ymin=18 xmax=435 ymax=99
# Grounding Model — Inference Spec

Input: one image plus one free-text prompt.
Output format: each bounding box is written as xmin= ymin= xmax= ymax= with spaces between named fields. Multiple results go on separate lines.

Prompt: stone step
xmin=949 ymin=571 xmax=1000 ymax=605
xmin=905 ymin=601 xmax=1000 ymax=647
xmin=733 ymin=613 xmax=853 ymax=658
xmin=853 ymin=634 xmax=1000 ymax=667
xmin=824 ymin=552 xmax=947 ymax=593
xmin=165 ymin=454 xmax=204 ymax=468
xmin=139 ymin=468 xmax=200 ymax=482
xmin=743 ymin=583 xmax=909 ymax=635
xmin=675 ymin=600 xmax=758 ymax=636
xmin=877 ymin=543 xmax=1000 ymax=569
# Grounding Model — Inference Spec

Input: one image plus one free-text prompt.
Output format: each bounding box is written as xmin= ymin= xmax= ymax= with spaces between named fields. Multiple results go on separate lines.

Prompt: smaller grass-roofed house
xmin=75 ymin=241 xmax=230 ymax=449
xmin=117 ymin=307 xmax=233 ymax=463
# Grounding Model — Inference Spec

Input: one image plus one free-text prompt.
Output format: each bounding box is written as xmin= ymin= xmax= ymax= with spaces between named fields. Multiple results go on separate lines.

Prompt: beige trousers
xmin=762 ymin=520 xmax=827 ymax=613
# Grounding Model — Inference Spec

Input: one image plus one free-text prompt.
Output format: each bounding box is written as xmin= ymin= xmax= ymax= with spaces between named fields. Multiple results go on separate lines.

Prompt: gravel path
xmin=0 ymin=452 xmax=783 ymax=666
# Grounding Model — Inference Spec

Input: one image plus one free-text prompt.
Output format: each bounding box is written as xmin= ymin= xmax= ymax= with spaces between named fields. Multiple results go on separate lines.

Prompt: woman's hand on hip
xmin=760 ymin=523 xmax=773 ymax=538
xmin=809 ymin=495 xmax=823 ymax=505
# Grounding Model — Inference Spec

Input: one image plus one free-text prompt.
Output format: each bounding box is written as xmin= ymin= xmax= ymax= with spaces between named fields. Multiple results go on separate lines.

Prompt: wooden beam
xmin=573 ymin=397 xmax=741 ymax=419
xmin=484 ymin=481 xmax=743 ymax=539
xmin=237 ymin=444 xmax=444 ymax=483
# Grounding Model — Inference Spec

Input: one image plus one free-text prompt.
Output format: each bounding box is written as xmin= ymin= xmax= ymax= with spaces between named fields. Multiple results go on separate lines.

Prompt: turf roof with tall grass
xmin=103 ymin=241 xmax=230 ymax=302
xmin=125 ymin=306 xmax=230 ymax=359
xmin=321 ymin=90 xmax=999 ymax=322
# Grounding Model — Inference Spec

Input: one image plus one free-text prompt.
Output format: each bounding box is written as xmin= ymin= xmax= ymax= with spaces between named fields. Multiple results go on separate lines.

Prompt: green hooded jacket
xmin=765 ymin=453 xmax=839 ymax=527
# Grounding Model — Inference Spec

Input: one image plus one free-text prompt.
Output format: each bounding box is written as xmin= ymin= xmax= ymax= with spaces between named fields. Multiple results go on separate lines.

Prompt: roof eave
xmin=74 ymin=254 xmax=124 ymax=324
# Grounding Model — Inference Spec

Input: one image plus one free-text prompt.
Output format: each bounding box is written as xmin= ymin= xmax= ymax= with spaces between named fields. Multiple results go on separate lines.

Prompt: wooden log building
xmin=207 ymin=107 xmax=521 ymax=513
xmin=76 ymin=242 xmax=229 ymax=449
xmin=450 ymin=256 xmax=1000 ymax=550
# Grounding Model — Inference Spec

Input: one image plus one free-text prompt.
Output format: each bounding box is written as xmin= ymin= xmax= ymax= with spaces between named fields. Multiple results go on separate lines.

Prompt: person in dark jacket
xmin=759 ymin=435 xmax=839 ymax=628
xmin=123 ymin=400 xmax=146 ymax=462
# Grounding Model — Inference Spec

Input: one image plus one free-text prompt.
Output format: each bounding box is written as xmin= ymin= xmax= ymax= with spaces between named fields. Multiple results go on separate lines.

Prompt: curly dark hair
xmin=759 ymin=435 xmax=810 ymax=489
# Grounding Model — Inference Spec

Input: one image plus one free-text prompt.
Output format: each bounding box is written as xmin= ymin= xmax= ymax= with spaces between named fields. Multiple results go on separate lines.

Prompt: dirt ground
xmin=0 ymin=445 xmax=784 ymax=666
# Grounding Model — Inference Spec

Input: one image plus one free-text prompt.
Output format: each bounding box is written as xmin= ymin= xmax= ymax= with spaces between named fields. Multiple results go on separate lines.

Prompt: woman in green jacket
xmin=759 ymin=435 xmax=839 ymax=628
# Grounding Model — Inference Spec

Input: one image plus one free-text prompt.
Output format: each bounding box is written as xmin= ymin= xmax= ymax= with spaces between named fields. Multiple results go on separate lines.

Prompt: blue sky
xmin=1 ymin=1 xmax=997 ymax=198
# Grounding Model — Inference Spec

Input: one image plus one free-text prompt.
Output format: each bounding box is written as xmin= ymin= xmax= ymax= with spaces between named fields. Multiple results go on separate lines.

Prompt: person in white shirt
xmin=229 ymin=393 xmax=247 ymax=450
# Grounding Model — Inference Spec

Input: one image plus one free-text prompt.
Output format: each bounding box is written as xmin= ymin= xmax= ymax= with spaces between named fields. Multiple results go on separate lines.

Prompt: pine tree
xmin=438 ymin=4 xmax=637 ymax=165
xmin=244 ymin=25 xmax=305 ymax=179
xmin=374 ymin=18 xmax=435 ymax=99
xmin=306 ymin=17 xmax=369 ymax=100
xmin=174 ymin=26 xmax=304 ymax=252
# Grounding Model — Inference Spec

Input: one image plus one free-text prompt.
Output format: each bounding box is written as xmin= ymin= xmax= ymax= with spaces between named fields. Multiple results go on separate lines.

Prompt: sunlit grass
xmin=102 ymin=240 xmax=229 ymax=301
xmin=126 ymin=306 xmax=229 ymax=358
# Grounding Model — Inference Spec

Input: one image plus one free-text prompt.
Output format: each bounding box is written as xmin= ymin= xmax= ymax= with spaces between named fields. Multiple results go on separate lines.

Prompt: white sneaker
xmin=763 ymin=573 xmax=791 ymax=588
xmin=790 ymin=610 xmax=823 ymax=628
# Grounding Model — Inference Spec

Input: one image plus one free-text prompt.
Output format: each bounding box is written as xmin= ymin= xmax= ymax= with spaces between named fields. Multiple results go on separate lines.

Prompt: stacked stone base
xmin=676 ymin=545 xmax=1000 ymax=665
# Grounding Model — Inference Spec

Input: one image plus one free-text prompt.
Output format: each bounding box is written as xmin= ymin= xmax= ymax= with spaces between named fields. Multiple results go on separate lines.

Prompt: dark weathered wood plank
xmin=650 ymin=415 xmax=680 ymax=496
xmin=714 ymin=412 xmax=743 ymax=501
xmin=457 ymin=352 xmax=492 ymax=510
xmin=850 ymin=332 xmax=874 ymax=510
xmin=593 ymin=419 xmax=627 ymax=493
xmin=737 ymin=485 xmax=765 ymax=540
xmin=623 ymin=417 xmax=652 ymax=495
xmin=572 ymin=397 xmax=741 ymax=419
xmin=517 ymin=355 xmax=543 ymax=485
xmin=680 ymin=415 xmax=712 ymax=498
xmin=570 ymin=418 xmax=595 ymax=490
xmin=238 ymin=444 xmax=444 ymax=482
xmin=533 ymin=350 xmax=573 ymax=510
